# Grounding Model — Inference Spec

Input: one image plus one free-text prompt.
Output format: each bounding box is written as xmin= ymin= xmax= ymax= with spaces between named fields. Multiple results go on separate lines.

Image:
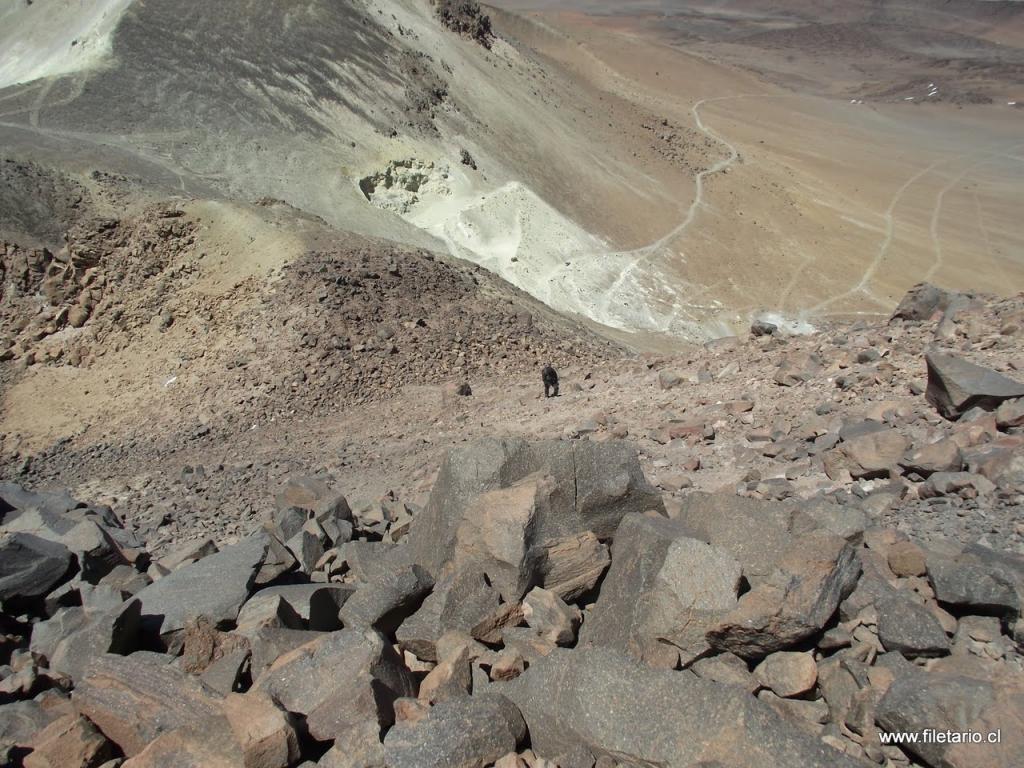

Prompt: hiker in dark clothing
xmin=542 ymin=364 xmax=559 ymax=398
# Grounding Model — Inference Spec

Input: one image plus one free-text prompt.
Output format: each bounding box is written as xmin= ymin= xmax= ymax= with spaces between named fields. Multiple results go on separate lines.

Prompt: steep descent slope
xmin=0 ymin=0 xmax=712 ymax=338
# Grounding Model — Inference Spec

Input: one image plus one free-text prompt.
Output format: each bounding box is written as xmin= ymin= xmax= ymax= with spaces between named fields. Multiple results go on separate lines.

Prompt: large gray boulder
xmin=675 ymin=493 xmax=793 ymax=587
xmin=253 ymin=628 xmax=415 ymax=742
xmin=396 ymin=567 xmax=508 ymax=662
xmin=400 ymin=438 xmax=663 ymax=579
xmin=2 ymin=509 xmax=126 ymax=582
xmin=891 ymin=283 xmax=959 ymax=323
xmin=876 ymin=595 xmax=950 ymax=658
xmin=0 ymin=533 xmax=73 ymax=603
xmin=580 ymin=513 xmax=741 ymax=667
xmin=74 ymin=652 xmax=225 ymax=757
xmin=132 ymin=533 xmax=272 ymax=641
xmin=708 ymin=531 xmax=861 ymax=659
xmin=925 ymin=352 xmax=1024 ymax=420
xmin=502 ymin=646 xmax=866 ymax=768
xmin=383 ymin=693 xmax=526 ymax=768
xmin=0 ymin=484 xmax=82 ymax=519
xmin=927 ymin=544 xmax=1023 ymax=620
xmin=876 ymin=667 xmax=1005 ymax=768
xmin=339 ymin=564 xmax=434 ymax=633
xmin=49 ymin=599 xmax=143 ymax=682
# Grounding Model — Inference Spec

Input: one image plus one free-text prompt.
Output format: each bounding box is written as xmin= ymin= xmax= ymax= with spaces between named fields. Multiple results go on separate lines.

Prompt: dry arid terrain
xmin=1 ymin=1 xmax=1024 ymax=768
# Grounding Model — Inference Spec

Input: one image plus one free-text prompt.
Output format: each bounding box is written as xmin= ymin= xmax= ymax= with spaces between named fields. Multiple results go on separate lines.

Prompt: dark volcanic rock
xmin=876 ymin=667 xmax=998 ymax=768
xmin=396 ymin=567 xmax=505 ymax=662
xmin=401 ymin=437 xmax=663 ymax=580
xmin=339 ymin=564 xmax=434 ymax=633
xmin=49 ymin=599 xmax=143 ymax=682
xmin=927 ymin=544 xmax=1023 ymax=619
xmin=925 ymin=351 xmax=1024 ymax=420
xmin=253 ymin=628 xmax=415 ymax=742
xmin=383 ymin=693 xmax=525 ymax=768
xmin=0 ymin=533 xmax=73 ymax=602
xmin=503 ymin=646 xmax=865 ymax=767
xmin=876 ymin=595 xmax=950 ymax=658
xmin=707 ymin=532 xmax=861 ymax=659
xmin=891 ymin=283 xmax=959 ymax=322
xmin=131 ymin=533 xmax=272 ymax=641
xmin=580 ymin=513 xmax=741 ymax=667
xmin=675 ymin=493 xmax=793 ymax=587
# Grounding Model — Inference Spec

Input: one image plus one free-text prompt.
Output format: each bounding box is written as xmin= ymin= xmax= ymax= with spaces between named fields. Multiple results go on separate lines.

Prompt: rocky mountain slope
xmin=2 ymin=282 xmax=1024 ymax=767
xmin=2 ymin=2 xmax=1024 ymax=766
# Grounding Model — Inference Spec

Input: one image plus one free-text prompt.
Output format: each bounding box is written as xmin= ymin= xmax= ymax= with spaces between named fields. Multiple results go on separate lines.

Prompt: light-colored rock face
xmin=0 ymin=0 xmax=136 ymax=88
xmin=657 ymin=538 xmax=742 ymax=613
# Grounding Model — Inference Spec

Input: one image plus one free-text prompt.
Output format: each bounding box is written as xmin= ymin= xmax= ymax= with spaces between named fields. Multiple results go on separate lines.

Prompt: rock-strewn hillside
xmin=2 ymin=286 xmax=1023 ymax=766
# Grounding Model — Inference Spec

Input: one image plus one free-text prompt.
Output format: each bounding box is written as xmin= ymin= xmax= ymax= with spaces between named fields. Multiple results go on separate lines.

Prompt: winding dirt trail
xmin=810 ymin=157 xmax=949 ymax=313
xmin=595 ymin=95 xmax=744 ymax=325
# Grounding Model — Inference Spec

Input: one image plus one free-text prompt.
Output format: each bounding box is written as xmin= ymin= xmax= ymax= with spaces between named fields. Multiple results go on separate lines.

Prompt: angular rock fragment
xmin=131 ymin=534 xmax=271 ymax=641
xmin=675 ymin=493 xmax=793 ymax=587
xmin=221 ymin=691 xmax=300 ymax=768
xmin=504 ymin=647 xmax=865 ymax=767
xmin=774 ymin=352 xmax=822 ymax=387
xmin=875 ymin=595 xmax=949 ymax=658
xmin=179 ymin=615 xmax=252 ymax=677
xmin=49 ymin=599 xmax=142 ymax=682
xmin=925 ymin=351 xmax=1024 ymax=420
xmin=246 ymin=627 xmax=324 ymax=679
xmin=523 ymin=588 xmax=580 ymax=647
xmin=708 ymin=532 xmax=861 ymax=659
xmin=876 ymin=667 xmax=1004 ymax=768
xmin=383 ymin=693 xmax=526 ymax=768
xmin=834 ymin=429 xmax=910 ymax=479
xmin=396 ymin=568 xmax=513 ymax=662
xmin=253 ymin=629 xmax=415 ymax=742
xmin=890 ymin=283 xmax=959 ymax=322
xmin=22 ymin=714 xmax=111 ymax=768
xmin=900 ymin=438 xmax=963 ymax=476
xmin=235 ymin=593 xmax=305 ymax=634
xmin=0 ymin=533 xmax=73 ymax=602
xmin=275 ymin=476 xmax=351 ymax=523
xmin=689 ymin=652 xmax=757 ymax=693
xmin=537 ymin=532 xmax=609 ymax=602
xmin=581 ymin=514 xmax=741 ymax=666
xmin=29 ymin=607 xmax=89 ymax=661
xmin=401 ymin=438 xmax=663 ymax=579
xmin=339 ymin=565 xmax=433 ymax=633
xmin=919 ymin=471 xmax=995 ymax=499
xmin=418 ymin=651 xmax=472 ymax=704
xmin=927 ymin=544 xmax=1023 ymax=619
xmin=790 ymin=499 xmax=866 ymax=545
xmin=995 ymin=398 xmax=1024 ymax=429
xmin=73 ymin=653 xmax=224 ymax=757
xmin=249 ymin=584 xmax=353 ymax=631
